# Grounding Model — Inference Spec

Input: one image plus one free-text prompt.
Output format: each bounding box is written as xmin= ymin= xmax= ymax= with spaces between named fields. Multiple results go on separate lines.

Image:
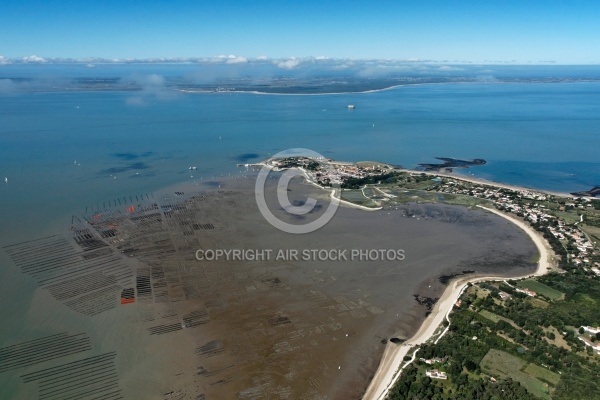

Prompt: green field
xmin=524 ymin=363 xmax=561 ymax=386
xmin=479 ymin=309 xmax=501 ymax=323
xmin=480 ymin=349 xmax=552 ymax=399
xmin=581 ymin=224 xmax=600 ymax=251
xmin=479 ymin=310 xmax=520 ymax=329
xmin=517 ymin=280 xmax=565 ymax=300
xmin=386 ymin=189 xmax=437 ymax=204
xmin=552 ymin=211 xmax=582 ymax=225
xmin=340 ymin=189 xmax=379 ymax=208
xmin=386 ymin=187 xmax=489 ymax=207
xmin=528 ymin=298 xmax=550 ymax=309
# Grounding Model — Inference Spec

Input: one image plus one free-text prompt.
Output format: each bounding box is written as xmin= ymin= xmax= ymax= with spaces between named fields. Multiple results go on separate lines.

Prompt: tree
xmin=579 ymin=327 xmax=585 ymax=335
xmin=464 ymin=360 xmax=477 ymax=372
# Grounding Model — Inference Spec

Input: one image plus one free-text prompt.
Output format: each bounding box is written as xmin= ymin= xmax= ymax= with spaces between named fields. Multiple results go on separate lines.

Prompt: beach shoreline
xmin=177 ymin=83 xmax=410 ymax=96
xmin=362 ymin=205 xmax=554 ymax=400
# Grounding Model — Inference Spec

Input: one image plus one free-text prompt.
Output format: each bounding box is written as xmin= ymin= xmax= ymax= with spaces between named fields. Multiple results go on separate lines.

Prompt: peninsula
xmin=256 ymin=155 xmax=600 ymax=399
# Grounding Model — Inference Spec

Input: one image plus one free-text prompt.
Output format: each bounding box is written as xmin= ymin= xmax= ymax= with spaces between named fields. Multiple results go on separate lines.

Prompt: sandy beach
xmin=363 ymin=205 xmax=553 ymax=400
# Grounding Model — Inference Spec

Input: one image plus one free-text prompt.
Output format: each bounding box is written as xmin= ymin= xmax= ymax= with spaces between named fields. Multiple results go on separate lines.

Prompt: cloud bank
xmin=125 ymin=73 xmax=179 ymax=106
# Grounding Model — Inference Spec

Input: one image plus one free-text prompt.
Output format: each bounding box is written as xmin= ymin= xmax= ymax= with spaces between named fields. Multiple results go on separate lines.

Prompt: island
xmin=417 ymin=157 xmax=487 ymax=172
xmin=571 ymin=186 xmax=600 ymax=198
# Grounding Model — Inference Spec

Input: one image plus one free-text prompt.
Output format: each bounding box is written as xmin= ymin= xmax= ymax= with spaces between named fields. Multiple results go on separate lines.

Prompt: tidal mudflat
xmin=0 ymin=175 xmax=537 ymax=399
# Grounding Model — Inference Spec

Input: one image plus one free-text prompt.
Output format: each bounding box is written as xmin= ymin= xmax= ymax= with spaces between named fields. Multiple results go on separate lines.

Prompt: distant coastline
xmin=176 ymin=78 xmax=599 ymax=96
xmin=4 ymin=69 xmax=600 ymax=95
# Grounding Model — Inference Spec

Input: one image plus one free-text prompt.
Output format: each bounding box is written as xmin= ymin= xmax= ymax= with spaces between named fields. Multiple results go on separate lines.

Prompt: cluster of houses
xmin=266 ymin=157 xmax=394 ymax=187
xmin=435 ymin=179 xmax=597 ymax=269
xmin=323 ymin=161 xmax=393 ymax=186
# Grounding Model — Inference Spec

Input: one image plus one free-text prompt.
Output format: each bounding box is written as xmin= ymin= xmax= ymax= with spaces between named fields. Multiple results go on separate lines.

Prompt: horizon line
xmin=1 ymin=55 xmax=599 ymax=67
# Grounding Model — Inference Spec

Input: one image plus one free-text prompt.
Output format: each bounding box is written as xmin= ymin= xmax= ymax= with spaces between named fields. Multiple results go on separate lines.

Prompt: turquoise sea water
xmin=1 ymin=80 xmax=599 ymax=241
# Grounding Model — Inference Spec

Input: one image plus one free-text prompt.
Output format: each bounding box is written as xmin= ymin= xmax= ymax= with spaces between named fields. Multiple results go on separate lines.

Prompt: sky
xmin=1 ymin=0 xmax=599 ymax=64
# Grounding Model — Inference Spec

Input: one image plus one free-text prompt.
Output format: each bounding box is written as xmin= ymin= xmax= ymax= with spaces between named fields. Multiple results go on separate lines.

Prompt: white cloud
xmin=0 ymin=56 xmax=11 ymax=65
xmin=21 ymin=55 xmax=47 ymax=63
xmin=276 ymin=58 xmax=302 ymax=69
xmin=226 ymin=56 xmax=248 ymax=64
xmin=256 ymin=55 xmax=268 ymax=61
xmin=125 ymin=74 xmax=178 ymax=106
xmin=439 ymin=66 xmax=464 ymax=71
xmin=144 ymin=74 xmax=166 ymax=86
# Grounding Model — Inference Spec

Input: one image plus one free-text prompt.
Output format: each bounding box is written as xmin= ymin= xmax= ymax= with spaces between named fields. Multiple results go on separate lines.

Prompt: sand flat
xmin=0 ymin=175 xmax=538 ymax=399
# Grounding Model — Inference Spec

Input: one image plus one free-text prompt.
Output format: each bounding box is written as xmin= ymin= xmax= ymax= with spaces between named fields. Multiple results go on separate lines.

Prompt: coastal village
xmin=263 ymin=155 xmax=600 ymax=399
xmin=263 ymin=155 xmax=396 ymax=187
xmin=263 ymin=155 xmax=598 ymax=272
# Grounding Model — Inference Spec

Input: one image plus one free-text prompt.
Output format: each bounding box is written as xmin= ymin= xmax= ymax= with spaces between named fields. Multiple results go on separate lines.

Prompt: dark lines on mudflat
xmin=48 ymin=271 xmax=117 ymax=301
xmin=147 ymin=323 xmax=183 ymax=335
xmin=3 ymin=232 xmax=131 ymax=317
xmin=183 ymin=309 xmax=209 ymax=327
xmin=0 ymin=333 xmax=91 ymax=373
xmin=136 ymin=269 xmax=152 ymax=300
xmin=64 ymin=284 xmax=123 ymax=316
xmin=268 ymin=315 xmax=291 ymax=326
xmin=73 ymin=228 xmax=108 ymax=252
xmin=195 ymin=340 xmax=224 ymax=358
xmin=192 ymin=223 xmax=214 ymax=230
xmin=147 ymin=307 xmax=210 ymax=335
xmin=21 ymin=353 xmax=122 ymax=400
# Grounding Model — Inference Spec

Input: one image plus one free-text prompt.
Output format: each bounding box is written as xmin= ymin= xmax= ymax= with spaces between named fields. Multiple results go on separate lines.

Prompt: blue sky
xmin=2 ymin=0 xmax=599 ymax=63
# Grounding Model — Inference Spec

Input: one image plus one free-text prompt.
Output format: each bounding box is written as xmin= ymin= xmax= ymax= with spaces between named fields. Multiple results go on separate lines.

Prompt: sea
xmin=0 ymin=64 xmax=599 ymax=397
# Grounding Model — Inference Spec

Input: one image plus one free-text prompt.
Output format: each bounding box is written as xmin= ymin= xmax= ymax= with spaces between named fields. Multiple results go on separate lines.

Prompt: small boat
xmin=347 ymin=105 xmax=355 ymax=110
xmin=189 ymin=166 xmax=197 ymax=170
